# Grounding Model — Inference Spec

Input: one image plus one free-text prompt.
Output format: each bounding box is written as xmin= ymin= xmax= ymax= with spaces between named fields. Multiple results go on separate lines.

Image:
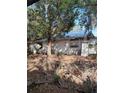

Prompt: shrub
xmin=53 ymin=74 xmax=60 ymax=83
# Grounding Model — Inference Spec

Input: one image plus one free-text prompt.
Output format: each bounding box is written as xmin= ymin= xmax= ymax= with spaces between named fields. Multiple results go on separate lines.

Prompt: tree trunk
xmin=47 ymin=40 xmax=52 ymax=56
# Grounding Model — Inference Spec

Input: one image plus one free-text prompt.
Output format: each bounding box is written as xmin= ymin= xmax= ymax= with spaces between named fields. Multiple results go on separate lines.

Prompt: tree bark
xmin=47 ymin=39 xmax=52 ymax=56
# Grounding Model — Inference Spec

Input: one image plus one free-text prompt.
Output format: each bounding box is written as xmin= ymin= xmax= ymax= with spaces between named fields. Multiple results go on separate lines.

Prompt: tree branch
xmin=27 ymin=0 xmax=40 ymax=6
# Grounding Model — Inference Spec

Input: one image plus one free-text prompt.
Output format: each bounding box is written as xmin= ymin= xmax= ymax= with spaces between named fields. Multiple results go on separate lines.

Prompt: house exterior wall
xmin=81 ymin=42 xmax=89 ymax=56
xmin=35 ymin=38 xmax=97 ymax=56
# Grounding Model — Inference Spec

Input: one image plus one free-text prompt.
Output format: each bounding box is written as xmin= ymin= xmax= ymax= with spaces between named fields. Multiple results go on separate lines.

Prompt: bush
xmin=88 ymin=54 xmax=97 ymax=59
xmin=53 ymin=74 xmax=60 ymax=83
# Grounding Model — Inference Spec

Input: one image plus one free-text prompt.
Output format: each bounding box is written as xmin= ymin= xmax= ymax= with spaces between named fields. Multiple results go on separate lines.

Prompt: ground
xmin=27 ymin=54 xmax=97 ymax=93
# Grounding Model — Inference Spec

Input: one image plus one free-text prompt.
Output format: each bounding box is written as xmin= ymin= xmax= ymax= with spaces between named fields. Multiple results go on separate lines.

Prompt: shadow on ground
xmin=27 ymin=54 xmax=97 ymax=93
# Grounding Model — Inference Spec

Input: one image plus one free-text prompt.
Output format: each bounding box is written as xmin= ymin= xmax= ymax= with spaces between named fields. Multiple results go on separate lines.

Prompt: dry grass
xmin=27 ymin=54 xmax=97 ymax=93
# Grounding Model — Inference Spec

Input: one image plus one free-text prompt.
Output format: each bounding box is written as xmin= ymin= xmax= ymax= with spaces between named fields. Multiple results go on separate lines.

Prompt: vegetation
xmin=27 ymin=0 xmax=97 ymax=56
xmin=27 ymin=1 xmax=97 ymax=93
xmin=53 ymin=74 xmax=60 ymax=83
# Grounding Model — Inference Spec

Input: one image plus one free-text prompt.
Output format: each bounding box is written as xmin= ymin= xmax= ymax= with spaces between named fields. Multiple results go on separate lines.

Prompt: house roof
xmin=65 ymin=30 xmax=96 ymax=39
xmin=65 ymin=25 xmax=97 ymax=38
xmin=34 ymin=31 xmax=96 ymax=44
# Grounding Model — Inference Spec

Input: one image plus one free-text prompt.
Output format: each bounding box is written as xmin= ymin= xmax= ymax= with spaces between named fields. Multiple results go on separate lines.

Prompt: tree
xmin=27 ymin=0 xmax=97 ymax=56
xmin=28 ymin=0 xmax=80 ymax=55
xmin=27 ymin=0 xmax=40 ymax=6
xmin=78 ymin=0 xmax=97 ymax=38
xmin=27 ymin=9 xmax=42 ymax=42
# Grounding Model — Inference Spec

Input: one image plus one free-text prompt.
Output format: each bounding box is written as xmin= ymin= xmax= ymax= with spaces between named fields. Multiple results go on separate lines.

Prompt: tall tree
xmin=28 ymin=0 xmax=79 ymax=55
xmin=27 ymin=0 xmax=97 ymax=55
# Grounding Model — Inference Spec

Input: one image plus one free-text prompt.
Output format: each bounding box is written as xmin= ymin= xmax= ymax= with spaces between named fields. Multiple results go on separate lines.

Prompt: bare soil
xmin=27 ymin=54 xmax=97 ymax=93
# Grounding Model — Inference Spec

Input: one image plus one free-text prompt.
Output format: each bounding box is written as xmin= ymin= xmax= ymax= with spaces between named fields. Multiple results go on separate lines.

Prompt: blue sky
xmin=65 ymin=8 xmax=97 ymax=37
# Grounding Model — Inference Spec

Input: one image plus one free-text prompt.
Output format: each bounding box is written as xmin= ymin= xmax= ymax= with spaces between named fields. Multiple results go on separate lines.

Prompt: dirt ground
xmin=27 ymin=54 xmax=97 ymax=93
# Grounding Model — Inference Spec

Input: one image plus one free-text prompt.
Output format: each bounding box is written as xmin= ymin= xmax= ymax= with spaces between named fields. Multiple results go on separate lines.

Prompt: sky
xmin=65 ymin=8 xmax=97 ymax=37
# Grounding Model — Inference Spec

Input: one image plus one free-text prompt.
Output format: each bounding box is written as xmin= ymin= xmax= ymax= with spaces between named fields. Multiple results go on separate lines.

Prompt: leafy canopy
xmin=27 ymin=0 xmax=97 ymax=41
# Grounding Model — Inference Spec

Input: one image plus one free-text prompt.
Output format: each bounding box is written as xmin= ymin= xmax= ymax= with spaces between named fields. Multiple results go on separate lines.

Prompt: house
xmin=31 ymin=30 xmax=97 ymax=56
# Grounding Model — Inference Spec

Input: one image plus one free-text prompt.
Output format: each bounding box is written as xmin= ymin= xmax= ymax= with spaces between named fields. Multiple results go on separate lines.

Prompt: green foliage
xmin=27 ymin=0 xmax=97 ymax=55
xmin=53 ymin=74 xmax=60 ymax=83
xmin=88 ymin=54 xmax=97 ymax=59
xmin=27 ymin=8 xmax=45 ymax=41
xmin=88 ymin=44 xmax=92 ymax=49
xmin=28 ymin=0 xmax=81 ymax=42
xmin=77 ymin=0 xmax=97 ymax=32
xmin=27 ymin=0 xmax=97 ymax=42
